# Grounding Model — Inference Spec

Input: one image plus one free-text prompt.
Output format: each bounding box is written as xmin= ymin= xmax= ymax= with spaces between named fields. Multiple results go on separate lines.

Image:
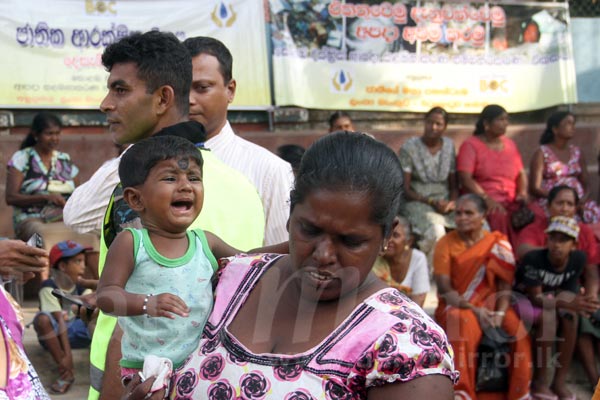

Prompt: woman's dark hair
xmin=290 ymin=131 xmax=403 ymax=237
xmin=539 ymin=111 xmax=574 ymax=145
xmin=456 ymin=193 xmax=488 ymax=214
xmin=548 ymin=184 xmax=579 ymax=206
xmin=474 ymin=104 xmax=507 ymax=136
xmin=20 ymin=112 xmax=62 ymax=149
xmin=277 ymin=144 xmax=305 ymax=172
xmin=425 ymin=106 xmax=449 ymax=126
xmin=119 ymin=135 xmax=203 ymax=189
xmin=328 ymin=111 xmax=352 ymax=130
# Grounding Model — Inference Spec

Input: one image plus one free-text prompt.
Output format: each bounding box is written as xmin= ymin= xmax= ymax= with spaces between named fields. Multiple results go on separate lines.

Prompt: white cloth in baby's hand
xmin=143 ymin=355 xmax=173 ymax=393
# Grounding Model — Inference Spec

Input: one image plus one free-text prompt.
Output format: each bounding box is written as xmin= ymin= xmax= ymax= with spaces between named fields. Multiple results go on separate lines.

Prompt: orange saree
xmin=434 ymin=231 xmax=532 ymax=400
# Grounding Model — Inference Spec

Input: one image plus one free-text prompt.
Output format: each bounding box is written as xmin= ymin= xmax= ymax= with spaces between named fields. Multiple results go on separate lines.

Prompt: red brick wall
xmin=1 ymin=123 xmax=599 ymax=238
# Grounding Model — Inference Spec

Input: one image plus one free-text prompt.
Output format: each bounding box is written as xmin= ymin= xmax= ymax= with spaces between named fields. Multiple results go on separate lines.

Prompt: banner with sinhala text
xmin=0 ymin=0 xmax=270 ymax=109
xmin=269 ymin=0 xmax=577 ymax=113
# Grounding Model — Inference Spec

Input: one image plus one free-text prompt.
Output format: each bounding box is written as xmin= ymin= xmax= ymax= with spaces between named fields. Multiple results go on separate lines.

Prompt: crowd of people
xmin=2 ymin=29 xmax=600 ymax=400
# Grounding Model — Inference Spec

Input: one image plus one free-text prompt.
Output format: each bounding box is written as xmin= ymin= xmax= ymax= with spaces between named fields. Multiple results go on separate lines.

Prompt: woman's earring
xmin=404 ymin=245 xmax=410 ymax=251
xmin=382 ymin=243 xmax=389 ymax=252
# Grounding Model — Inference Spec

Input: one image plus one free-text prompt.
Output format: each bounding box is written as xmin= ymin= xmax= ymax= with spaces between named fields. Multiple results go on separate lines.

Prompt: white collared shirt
xmin=63 ymin=155 xmax=122 ymax=235
xmin=205 ymin=122 xmax=294 ymax=245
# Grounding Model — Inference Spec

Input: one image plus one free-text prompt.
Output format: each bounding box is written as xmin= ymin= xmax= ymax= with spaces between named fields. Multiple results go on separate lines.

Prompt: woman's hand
xmin=46 ymin=193 xmax=66 ymax=207
xmin=489 ymin=312 xmax=505 ymax=328
xmin=515 ymin=191 xmax=529 ymax=205
xmin=473 ymin=307 xmax=495 ymax=329
xmin=437 ymin=200 xmax=455 ymax=214
xmin=485 ymin=197 xmax=506 ymax=214
xmin=121 ymin=374 xmax=164 ymax=400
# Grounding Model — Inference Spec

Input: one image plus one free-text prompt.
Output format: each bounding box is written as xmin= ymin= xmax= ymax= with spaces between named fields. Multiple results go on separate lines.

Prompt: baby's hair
xmin=119 ymin=135 xmax=203 ymax=188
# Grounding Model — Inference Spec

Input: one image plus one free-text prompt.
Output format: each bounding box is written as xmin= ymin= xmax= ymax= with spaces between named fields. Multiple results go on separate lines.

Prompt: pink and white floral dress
xmin=170 ymin=253 xmax=458 ymax=399
xmin=538 ymin=144 xmax=600 ymax=223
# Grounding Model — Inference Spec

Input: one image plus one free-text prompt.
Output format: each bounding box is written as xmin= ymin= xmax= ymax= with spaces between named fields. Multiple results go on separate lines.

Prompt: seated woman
xmin=434 ymin=193 xmax=531 ymax=400
xmin=529 ymin=111 xmax=600 ymax=223
xmin=124 ymin=132 xmax=458 ymax=399
xmin=5 ymin=112 xmax=98 ymax=283
xmin=457 ymin=104 xmax=528 ymax=245
xmin=399 ymin=107 xmax=457 ymax=268
xmin=516 ymin=185 xmax=598 ymax=264
xmin=372 ymin=216 xmax=430 ymax=307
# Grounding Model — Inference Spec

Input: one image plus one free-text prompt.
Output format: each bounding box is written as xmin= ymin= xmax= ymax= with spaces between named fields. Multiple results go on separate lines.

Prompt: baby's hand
xmin=148 ymin=293 xmax=190 ymax=319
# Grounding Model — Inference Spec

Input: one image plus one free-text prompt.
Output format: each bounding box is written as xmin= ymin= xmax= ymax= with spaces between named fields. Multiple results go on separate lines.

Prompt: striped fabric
xmin=206 ymin=122 xmax=294 ymax=245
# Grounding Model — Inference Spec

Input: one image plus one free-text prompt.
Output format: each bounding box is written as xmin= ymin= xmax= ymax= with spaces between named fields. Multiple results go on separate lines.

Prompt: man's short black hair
xmin=183 ymin=36 xmax=232 ymax=84
xmin=102 ymin=30 xmax=191 ymax=115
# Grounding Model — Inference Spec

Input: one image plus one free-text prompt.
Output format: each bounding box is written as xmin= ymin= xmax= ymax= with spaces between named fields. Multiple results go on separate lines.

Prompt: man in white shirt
xmin=183 ymin=37 xmax=294 ymax=245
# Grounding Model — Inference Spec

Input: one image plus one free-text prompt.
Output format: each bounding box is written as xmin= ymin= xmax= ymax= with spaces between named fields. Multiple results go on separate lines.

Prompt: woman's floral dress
xmin=0 ymin=285 xmax=50 ymax=399
xmin=538 ymin=144 xmax=600 ymax=223
xmin=170 ymin=253 xmax=458 ymax=399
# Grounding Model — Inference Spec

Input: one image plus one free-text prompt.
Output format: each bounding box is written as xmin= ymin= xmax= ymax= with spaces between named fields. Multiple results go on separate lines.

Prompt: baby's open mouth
xmin=171 ymin=200 xmax=193 ymax=210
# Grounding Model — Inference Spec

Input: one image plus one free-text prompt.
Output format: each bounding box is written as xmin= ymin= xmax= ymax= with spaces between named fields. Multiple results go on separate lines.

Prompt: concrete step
xmin=21 ymin=300 xmax=90 ymax=400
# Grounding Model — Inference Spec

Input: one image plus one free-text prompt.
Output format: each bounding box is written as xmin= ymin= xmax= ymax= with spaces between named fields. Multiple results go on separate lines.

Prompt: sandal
xmin=50 ymin=377 xmax=75 ymax=394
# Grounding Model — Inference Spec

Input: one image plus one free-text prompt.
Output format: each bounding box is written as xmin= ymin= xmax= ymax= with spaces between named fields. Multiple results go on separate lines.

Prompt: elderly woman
xmin=529 ymin=111 xmax=600 ymax=223
xmin=457 ymin=105 xmax=529 ymax=244
xmin=5 ymin=113 xmax=98 ymax=284
xmin=434 ymin=194 xmax=531 ymax=400
xmin=372 ymin=216 xmax=430 ymax=307
xmin=124 ymin=132 xmax=458 ymax=399
xmin=399 ymin=107 xmax=457 ymax=267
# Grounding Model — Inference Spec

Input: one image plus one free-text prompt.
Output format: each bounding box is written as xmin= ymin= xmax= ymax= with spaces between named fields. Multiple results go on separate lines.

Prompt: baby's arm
xmin=205 ymin=231 xmax=289 ymax=260
xmin=205 ymin=231 xmax=241 ymax=260
xmin=97 ymin=231 xmax=189 ymax=319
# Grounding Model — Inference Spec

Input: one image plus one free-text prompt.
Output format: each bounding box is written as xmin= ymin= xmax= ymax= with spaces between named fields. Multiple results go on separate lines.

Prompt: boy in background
xmin=514 ymin=216 xmax=599 ymax=400
xmin=33 ymin=240 xmax=96 ymax=394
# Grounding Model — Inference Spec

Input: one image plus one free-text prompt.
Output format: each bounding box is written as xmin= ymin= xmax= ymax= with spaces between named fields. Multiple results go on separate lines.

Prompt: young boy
xmin=514 ymin=216 xmax=600 ymax=400
xmin=33 ymin=240 xmax=95 ymax=394
xmin=96 ymin=135 xmax=242 ymax=391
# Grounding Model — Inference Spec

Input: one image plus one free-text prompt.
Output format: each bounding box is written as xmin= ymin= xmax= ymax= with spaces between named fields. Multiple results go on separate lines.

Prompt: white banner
xmin=0 ymin=0 xmax=271 ymax=109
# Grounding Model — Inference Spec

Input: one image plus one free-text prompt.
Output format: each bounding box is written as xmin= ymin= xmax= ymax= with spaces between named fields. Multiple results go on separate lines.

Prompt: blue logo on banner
xmin=332 ymin=69 xmax=353 ymax=92
xmin=211 ymin=2 xmax=237 ymax=27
